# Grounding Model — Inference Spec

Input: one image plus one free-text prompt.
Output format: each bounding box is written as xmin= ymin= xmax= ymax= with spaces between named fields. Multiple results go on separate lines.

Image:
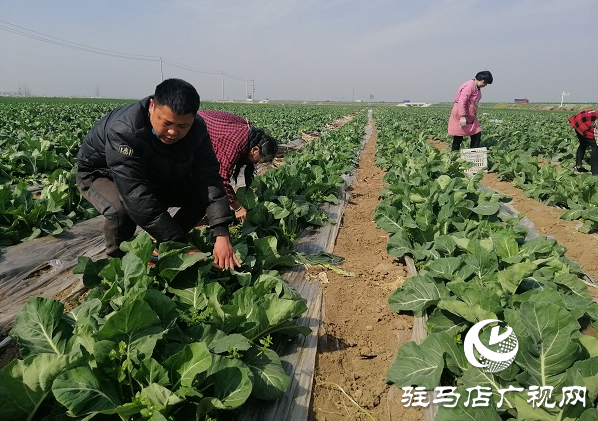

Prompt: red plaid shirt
xmin=569 ymin=110 xmax=598 ymax=139
xmin=198 ymin=110 xmax=251 ymax=204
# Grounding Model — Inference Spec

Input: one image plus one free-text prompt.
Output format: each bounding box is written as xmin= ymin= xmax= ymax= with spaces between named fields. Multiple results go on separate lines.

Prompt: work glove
xmin=459 ymin=116 xmax=467 ymax=127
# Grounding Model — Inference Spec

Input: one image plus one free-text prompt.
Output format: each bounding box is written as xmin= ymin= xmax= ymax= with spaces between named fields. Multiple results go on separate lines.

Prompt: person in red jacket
xmin=198 ymin=110 xmax=278 ymax=222
xmin=568 ymin=110 xmax=598 ymax=175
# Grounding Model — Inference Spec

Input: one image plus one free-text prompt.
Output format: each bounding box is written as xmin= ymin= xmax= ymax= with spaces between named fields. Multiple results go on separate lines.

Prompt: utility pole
xmin=159 ymin=57 xmax=164 ymax=81
xmin=560 ymin=91 xmax=570 ymax=107
xmin=221 ymin=71 xmax=225 ymax=101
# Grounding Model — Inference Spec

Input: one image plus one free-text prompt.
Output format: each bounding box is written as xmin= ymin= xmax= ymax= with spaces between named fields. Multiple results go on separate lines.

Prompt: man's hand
xmin=212 ymin=235 xmax=241 ymax=270
xmin=459 ymin=116 xmax=467 ymax=127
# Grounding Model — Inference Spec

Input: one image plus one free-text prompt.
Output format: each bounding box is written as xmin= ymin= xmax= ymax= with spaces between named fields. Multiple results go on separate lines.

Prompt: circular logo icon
xmin=463 ymin=319 xmax=518 ymax=373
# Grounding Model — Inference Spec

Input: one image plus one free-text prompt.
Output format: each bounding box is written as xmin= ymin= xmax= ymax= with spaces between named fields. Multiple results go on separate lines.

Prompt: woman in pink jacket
xmin=447 ymin=71 xmax=493 ymax=151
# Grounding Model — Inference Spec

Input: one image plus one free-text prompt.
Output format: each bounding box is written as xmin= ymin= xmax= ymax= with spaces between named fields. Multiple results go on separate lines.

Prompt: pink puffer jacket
xmin=447 ymin=79 xmax=482 ymax=136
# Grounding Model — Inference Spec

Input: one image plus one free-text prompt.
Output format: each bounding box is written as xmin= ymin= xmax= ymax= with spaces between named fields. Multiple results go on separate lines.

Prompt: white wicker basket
xmin=460 ymin=147 xmax=488 ymax=176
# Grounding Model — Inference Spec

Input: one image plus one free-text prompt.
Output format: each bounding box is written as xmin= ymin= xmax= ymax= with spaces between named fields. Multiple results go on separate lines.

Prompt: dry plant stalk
xmin=316 ymin=378 xmax=378 ymax=421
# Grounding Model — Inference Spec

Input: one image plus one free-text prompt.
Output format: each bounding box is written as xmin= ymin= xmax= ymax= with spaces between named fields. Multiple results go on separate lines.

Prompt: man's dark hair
xmin=475 ymin=71 xmax=493 ymax=84
xmin=154 ymin=78 xmax=200 ymax=115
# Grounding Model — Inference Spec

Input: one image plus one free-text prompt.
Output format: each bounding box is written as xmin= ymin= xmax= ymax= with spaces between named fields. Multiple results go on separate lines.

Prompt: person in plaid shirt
xmin=568 ymin=110 xmax=598 ymax=175
xmin=198 ymin=110 xmax=278 ymax=222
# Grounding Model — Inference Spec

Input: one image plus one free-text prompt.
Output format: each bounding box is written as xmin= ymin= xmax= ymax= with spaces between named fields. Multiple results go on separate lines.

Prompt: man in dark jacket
xmin=76 ymin=78 xmax=240 ymax=270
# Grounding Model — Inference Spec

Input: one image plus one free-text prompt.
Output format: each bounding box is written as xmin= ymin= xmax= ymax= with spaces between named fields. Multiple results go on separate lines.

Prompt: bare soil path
xmin=308 ymin=118 xmax=423 ymax=421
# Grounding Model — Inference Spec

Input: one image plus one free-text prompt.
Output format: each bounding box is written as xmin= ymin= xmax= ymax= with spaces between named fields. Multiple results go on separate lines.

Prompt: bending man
xmin=76 ymin=79 xmax=240 ymax=270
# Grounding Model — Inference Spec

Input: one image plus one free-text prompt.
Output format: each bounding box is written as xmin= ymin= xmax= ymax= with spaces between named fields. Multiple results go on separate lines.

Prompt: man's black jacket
xmin=77 ymin=96 xmax=233 ymax=243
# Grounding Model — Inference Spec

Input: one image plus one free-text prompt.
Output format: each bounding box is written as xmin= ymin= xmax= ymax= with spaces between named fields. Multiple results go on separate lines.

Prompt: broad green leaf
xmin=470 ymin=202 xmax=500 ymax=216
xmin=11 ymin=297 xmax=72 ymax=357
xmin=492 ymin=234 xmax=519 ymax=260
xmin=553 ymin=273 xmax=592 ymax=298
xmin=197 ymin=367 xmax=252 ymax=416
xmin=65 ymin=298 xmax=102 ymax=326
xmin=52 ymin=366 xmax=121 ymax=416
xmin=242 ymin=347 xmax=290 ymax=399
xmin=437 ymin=298 xmax=497 ymax=324
xmin=263 ymin=200 xmax=291 ymax=219
xmin=511 ymin=288 xmax=564 ymax=310
xmin=387 ymin=232 xmax=413 ymax=258
xmin=121 ymin=253 xmax=150 ymax=291
xmin=139 ymin=383 xmax=182 ymax=410
xmin=387 ymin=333 xmax=445 ymax=390
xmin=142 ymin=289 xmax=179 ymax=328
xmin=580 ymin=409 xmax=598 ymax=421
xmin=96 ymin=299 xmax=160 ymax=340
xmin=264 ymin=298 xmax=307 ymax=326
xmin=209 ymin=334 xmax=252 ymax=354
xmin=463 ymin=242 xmax=498 ymax=281
xmin=520 ymin=236 xmax=558 ymax=258
xmin=168 ymin=284 xmax=208 ymax=312
xmin=133 ymin=358 xmax=170 ymax=387
xmin=433 ymin=235 xmax=457 ymax=256
xmin=73 ymin=256 xmax=111 ymax=288
xmin=158 ymin=249 xmax=211 ymax=280
xmin=253 ymin=236 xmax=297 ymax=269
xmin=579 ymin=335 xmax=598 ymax=358
xmin=94 ymin=300 xmax=164 ymax=362
xmin=163 ymin=342 xmax=212 ymax=389
xmin=235 ymin=186 xmax=258 ymax=209
xmin=373 ymin=203 xmax=405 ymax=234
xmin=506 ymin=302 xmax=581 ymax=387
xmin=564 ymin=357 xmax=598 ymax=403
xmin=430 ymin=331 xmax=468 ymax=377
xmin=497 ymin=261 xmax=537 ymax=294
xmin=424 ymin=257 xmax=464 ymax=282
xmin=388 ymin=275 xmax=450 ymax=317
xmin=427 ymin=308 xmax=468 ymax=336
xmin=0 ymin=353 xmax=81 ymax=421
xmin=511 ymin=393 xmax=563 ymax=421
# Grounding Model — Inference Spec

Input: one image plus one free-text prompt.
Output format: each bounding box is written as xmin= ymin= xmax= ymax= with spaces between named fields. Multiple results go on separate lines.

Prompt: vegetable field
xmin=1 ymin=99 xmax=598 ymax=421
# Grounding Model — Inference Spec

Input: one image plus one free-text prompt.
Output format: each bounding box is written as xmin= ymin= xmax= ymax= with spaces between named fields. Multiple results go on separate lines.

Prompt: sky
xmin=0 ymin=0 xmax=597 ymax=104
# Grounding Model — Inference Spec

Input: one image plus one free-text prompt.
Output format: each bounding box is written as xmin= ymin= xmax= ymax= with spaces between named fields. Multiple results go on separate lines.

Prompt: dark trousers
xmin=575 ymin=131 xmax=598 ymax=175
xmin=77 ymin=174 xmax=208 ymax=257
xmin=451 ymin=132 xmax=482 ymax=151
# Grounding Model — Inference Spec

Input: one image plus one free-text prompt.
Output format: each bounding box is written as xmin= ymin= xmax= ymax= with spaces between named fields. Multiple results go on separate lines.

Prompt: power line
xmin=160 ymin=58 xmax=221 ymax=75
xmin=0 ymin=19 xmax=251 ymax=83
xmin=0 ymin=20 xmax=159 ymax=61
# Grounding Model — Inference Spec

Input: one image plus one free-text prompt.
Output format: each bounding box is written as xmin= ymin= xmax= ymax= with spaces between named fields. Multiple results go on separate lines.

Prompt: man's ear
xmin=250 ymin=146 xmax=260 ymax=154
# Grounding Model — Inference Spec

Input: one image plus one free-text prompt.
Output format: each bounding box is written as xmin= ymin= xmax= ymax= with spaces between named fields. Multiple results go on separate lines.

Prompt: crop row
xmin=0 ymin=112 xmax=369 ymax=420
xmin=372 ymin=107 xmax=598 ymax=420
xmin=421 ymin=107 xmax=598 ymax=233
xmin=0 ymin=99 xmax=362 ymax=247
